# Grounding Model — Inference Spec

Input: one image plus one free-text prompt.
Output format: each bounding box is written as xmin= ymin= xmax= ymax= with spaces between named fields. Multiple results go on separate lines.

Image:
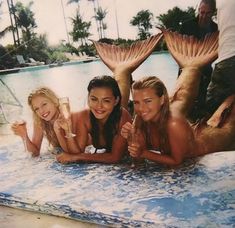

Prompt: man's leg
xmin=206 ymin=56 xmax=235 ymax=115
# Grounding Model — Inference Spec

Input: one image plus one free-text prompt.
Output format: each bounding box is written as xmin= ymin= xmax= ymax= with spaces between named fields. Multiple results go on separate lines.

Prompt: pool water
xmin=0 ymin=53 xmax=178 ymax=114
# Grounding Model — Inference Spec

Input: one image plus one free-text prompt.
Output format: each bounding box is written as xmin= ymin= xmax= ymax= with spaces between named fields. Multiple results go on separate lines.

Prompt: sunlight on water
xmin=0 ymin=53 xmax=177 ymax=112
xmin=1 ymin=53 xmax=177 ymax=137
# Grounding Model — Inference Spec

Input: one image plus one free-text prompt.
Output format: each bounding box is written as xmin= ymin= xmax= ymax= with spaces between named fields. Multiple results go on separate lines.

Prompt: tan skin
xmin=56 ymin=87 xmax=132 ymax=164
xmin=121 ymin=88 xmax=199 ymax=166
xmin=11 ymin=95 xmax=81 ymax=157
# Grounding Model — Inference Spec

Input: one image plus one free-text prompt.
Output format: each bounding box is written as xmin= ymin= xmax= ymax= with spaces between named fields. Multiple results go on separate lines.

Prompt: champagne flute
xmin=1 ymin=102 xmax=28 ymax=152
xmin=127 ymin=114 xmax=138 ymax=168
xmin=58 ymin=97 xmax=76 ymax=138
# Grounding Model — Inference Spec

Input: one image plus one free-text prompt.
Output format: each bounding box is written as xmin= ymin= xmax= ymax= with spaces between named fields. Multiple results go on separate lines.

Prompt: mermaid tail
xmin=194 ymin=95 xmax=235 ymax=155
xmin=163 ymin=29 xmax=235 ymax=153
xmin=92 ymin=33 xmax=163 ymax=108
xmin=162 ymin=29 xmax=218 ymax=118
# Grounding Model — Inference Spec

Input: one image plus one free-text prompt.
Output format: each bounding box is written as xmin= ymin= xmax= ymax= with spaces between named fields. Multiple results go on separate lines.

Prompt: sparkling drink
xmin=59 ymin=97 xmax=76 ymax=138
xmin=60 ymin=102 xmax=70 ymax=119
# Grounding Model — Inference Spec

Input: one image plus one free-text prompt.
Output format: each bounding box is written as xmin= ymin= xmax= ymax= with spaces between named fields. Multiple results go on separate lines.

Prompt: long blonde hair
xmin=28 ymin=87 xmax=60 ymax=147
xmin=132 ymin=76 xmax=171 ymax=154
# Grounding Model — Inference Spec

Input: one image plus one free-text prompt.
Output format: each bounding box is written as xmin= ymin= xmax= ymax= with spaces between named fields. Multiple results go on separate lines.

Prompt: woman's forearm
xmin=141 ymin=150 xmax=183 ymax=166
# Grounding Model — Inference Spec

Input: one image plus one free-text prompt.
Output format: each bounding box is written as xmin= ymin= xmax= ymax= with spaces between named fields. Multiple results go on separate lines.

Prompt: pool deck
xmin=0 ymin=58 xmax=100 ymax=76
xmin=0 ymin=136 xmax=234 ymax=227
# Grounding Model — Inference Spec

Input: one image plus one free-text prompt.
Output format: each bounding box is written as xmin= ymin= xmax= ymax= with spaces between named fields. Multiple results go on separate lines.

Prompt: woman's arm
xmin=54 ymin=111 xmax=90 ymax=154
xmin=11 ymin=121 xmax=44 ymax=157
xmin=57 ymin=108 xmax=132 ymax=164
xmin=129 ymin=117 xmax=194 ymax=166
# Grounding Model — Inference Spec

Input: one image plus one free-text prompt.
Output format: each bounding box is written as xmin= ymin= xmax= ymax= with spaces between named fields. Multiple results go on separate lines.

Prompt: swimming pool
xmin=0 ymin=53 xmax=235 ymax=227
xmin=0 ymin=53 xmax=177 ymax=114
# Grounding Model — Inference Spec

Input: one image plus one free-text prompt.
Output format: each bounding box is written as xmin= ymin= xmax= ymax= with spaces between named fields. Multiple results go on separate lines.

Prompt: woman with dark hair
xmin=56 ymin=75 xmax=132 ymax=164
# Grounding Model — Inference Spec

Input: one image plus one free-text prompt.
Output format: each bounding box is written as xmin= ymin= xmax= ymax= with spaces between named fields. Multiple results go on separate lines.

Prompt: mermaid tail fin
xmin=92 ymin=33 xmax=163 ymax=73
xmin=92 ymin=33 xmax=163 ymax=108
xmin=162 ymin=29 xmax=219 ymax=118
xmin=162 ymin=29 xmax=218 ymax=69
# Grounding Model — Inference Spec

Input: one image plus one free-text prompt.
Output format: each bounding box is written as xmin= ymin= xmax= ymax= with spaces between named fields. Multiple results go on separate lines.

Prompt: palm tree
xmin=13 ymin=1 xmax=37 ymax=43
xmin=94 ymin=6 xmax=107 ymax=39
xmin=70 ymin=11 xmax=91 ymax=46
xmin=6 ymin=0 xmax=20 ymax=46
xmin=88 ymin=0 xmax=100 ymax=39
xmin=130 ymin=9 xmax=153 ymax=40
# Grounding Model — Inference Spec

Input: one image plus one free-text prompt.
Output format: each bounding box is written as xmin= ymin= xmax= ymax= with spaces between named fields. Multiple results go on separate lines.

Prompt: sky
xmin=0 ymin=0 xmax=200 ymax=46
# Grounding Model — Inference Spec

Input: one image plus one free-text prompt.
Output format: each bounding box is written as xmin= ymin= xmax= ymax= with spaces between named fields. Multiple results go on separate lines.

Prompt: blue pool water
xmin=0 ymin=53 xmax=177 ymax=114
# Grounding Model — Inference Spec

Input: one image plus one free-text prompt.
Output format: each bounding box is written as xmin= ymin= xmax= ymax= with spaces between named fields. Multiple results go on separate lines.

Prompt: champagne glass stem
xmin=22 ymin=138 xmax=28 ymax=153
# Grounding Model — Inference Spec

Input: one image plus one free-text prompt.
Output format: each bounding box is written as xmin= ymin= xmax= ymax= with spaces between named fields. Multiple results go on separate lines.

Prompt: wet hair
xmin=87 ymin=75 xmax=122 ymax=151
xmin=132 ymin=76 xmax=171 ymax=155
xmin=28 ymin=87 xmax=60 ymax=147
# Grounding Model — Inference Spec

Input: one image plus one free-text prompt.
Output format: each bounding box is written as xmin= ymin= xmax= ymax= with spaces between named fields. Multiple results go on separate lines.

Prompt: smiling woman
xmin=11 ymin=87 xmax=81 ymax=157
xmin=56 ymin=75 xmax=132 ymax=164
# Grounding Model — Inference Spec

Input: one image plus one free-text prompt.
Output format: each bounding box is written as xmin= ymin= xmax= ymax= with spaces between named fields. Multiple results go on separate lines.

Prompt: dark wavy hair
xmin=87 ymin=75 xmax=122 ymax=151
xmin=132 ymin=76 xmax=171 ymax=155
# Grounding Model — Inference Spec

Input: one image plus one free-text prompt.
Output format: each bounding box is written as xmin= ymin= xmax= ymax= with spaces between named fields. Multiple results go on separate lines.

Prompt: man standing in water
xmin=179 ymin=0 xmax=218 ymax=121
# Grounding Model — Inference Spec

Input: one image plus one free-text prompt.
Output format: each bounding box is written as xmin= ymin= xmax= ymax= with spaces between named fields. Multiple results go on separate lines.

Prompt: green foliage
xmin=94 ymin=6 xmax=107 ymax=39
xmin=130 ymin=9 xmax=154 ymax=40
xmin=69 ymin=12 xmax=91 ymax=45
xmin=0 ymin=45 xmax=15 ymax=69
xmin=156 ymin=6 xmax=195 ymax=32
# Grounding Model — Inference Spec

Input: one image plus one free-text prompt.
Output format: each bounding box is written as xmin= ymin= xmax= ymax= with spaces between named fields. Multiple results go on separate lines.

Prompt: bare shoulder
xmin=72 ymin=109 xmax=90 ymax=126
xmin=167 ymin=115 xmax=191 ymax=133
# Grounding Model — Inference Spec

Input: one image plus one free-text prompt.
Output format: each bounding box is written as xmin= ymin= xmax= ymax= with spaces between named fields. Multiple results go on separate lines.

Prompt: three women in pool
xmin=11 ymin=76 xmax=132 ymax=163
xmin=120 ymin=76 xmax=235 ymax=166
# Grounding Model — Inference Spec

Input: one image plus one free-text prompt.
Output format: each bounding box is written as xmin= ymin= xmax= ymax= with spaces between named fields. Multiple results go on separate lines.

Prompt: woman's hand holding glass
xmin=121 ymin=121 xmax=144 ymax=167
xmin=58 ymin=97 xmax=76 ymax=138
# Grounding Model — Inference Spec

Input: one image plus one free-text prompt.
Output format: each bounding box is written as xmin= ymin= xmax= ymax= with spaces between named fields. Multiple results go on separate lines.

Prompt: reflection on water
xmin=0 ymin=53 xmax=177 ymax=112
xmin=0 ymin=53 xmax=178 ymax=139
xmin=0 ymin=53 xmax=177 ymax=133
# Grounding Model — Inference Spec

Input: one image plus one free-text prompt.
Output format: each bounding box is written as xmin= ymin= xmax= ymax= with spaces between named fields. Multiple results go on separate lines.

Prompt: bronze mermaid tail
xmin=92 ymin=33 xmax=163 ymax=109
xmin=164 ymin=29 xmax=235 ymax=153
xmin=163 ymin=29 xmax=218 ymax=118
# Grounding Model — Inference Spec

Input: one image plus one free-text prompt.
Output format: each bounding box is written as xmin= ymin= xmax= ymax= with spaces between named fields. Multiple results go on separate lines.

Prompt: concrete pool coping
xmin=0 ymin=58 xmax=100 ymax=76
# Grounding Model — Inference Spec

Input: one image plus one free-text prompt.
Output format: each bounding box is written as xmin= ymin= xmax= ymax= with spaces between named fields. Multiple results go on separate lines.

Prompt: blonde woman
xmin=11 ymin=87 xmax=79 ymax=156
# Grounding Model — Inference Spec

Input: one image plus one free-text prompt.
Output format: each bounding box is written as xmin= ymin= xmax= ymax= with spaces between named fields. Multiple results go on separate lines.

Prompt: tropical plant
xmin=70 ymin=11 xmax=91 ymax=45
xmin=130 ymin=9 xmax=154 ymax=40
xmin=88 ymin=0 xmax=100 ymax=38
xmin=13 ymin=1 xmax=37 ymax=43
xmin=94 ymin=6 xmax=107 ymax=39
xmin=156 ymin=6 xmax=195 ymax=32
